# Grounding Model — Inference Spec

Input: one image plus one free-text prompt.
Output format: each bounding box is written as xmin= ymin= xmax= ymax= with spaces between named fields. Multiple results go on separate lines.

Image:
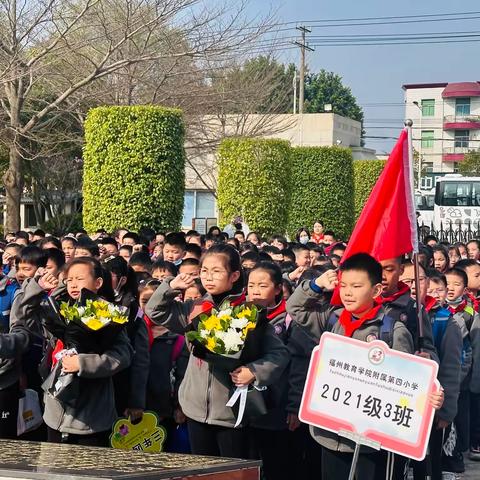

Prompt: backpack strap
xmin=379 ymin=314 xmax=395 ymax=348
xmin=431 ymin=308 xmax=450 ymax=354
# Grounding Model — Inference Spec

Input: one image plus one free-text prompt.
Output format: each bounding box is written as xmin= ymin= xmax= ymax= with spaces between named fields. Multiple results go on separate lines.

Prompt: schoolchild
xmin=12 ymin=258 xmax=132 ymax=446
xmin=246 ymin=261 xmax=291 ymax=480
xmin=287 ymin=253 xmax=415 ymax=480
xmin=145 ymin=244 xmax=289 ymax=458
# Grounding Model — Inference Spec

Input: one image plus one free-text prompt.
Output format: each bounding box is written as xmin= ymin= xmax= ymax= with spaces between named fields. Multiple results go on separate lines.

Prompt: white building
xmin=403 ymin=82 xmax=480 ymax=190
xmin=183 ymin=112 xmax=367 ymax=228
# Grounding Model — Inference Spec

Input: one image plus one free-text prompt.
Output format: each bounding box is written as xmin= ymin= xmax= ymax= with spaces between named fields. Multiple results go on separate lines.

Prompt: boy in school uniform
xmin=411 ymin=269 xmax=462 ymax=480
xmin=287 ymin=253 xmax=414 ymax=480
xmin=441 ymin=268 xmax=476 ymax=473
xmin=163 ymin=233 xmax=186 ymax=266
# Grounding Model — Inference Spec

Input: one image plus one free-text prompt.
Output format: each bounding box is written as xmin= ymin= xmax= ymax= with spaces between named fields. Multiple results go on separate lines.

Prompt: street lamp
xmin=413 ymin=101 xmax=423 ymax=189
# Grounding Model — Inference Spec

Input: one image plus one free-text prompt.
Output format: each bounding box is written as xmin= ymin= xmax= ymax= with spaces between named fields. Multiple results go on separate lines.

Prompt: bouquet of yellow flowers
xmin=186 ymin=304 xmax=259 ymax=355
xmin=185 ymin=301 xmax=268 ymax=371
xmin=45 ymin=289 xmax=129 ymax=354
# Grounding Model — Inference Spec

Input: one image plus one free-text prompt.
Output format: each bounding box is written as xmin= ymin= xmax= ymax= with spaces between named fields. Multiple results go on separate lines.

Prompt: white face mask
xmin=299 ymin=236 xmax=309 ymax=245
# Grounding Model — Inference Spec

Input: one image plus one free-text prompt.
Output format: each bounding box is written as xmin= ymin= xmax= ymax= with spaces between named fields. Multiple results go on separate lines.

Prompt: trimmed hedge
xmin=287 ymin=146 xmax=354 ymax=240
xmin=83 ymin=106 xmax=185 ymax=232
xmin=353 ymin=160 xmax=386 ymax=219
xmin=217 ymin=138 xmax=291 ymax=237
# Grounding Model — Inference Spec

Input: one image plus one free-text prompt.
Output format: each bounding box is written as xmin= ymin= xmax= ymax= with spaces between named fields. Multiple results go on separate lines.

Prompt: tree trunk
xmin=2 ymin=146 xmax=23 ymax=232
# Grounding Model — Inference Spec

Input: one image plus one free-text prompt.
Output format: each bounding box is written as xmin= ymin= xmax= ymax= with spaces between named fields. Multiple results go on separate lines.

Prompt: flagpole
xmin=405 ymin=119 xmax=424 ymax=348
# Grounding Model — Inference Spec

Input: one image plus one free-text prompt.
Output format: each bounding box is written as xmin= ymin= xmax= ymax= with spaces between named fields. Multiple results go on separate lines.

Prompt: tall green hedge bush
xmin=287 ymin=146 xmax=354 ymax=240
xmin=217 ymin=138 xmax=291 ymax=237
xmin=83 ymin=106 xmax=185 ymax=232
xmin=353 ymin=160 xmax=386 ymax=219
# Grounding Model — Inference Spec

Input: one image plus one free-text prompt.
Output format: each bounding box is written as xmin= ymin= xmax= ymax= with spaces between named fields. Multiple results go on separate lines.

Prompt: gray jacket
xmin=11 ymin=277 xmax=133 ymax=434
xmin=145 ymin=280 xmax=290 ymax=428
xmin=287 ymin=280 xmax=414 ymax=453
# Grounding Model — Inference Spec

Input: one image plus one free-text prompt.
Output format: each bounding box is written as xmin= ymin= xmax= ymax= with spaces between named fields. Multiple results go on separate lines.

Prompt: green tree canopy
xmin=304 ymin=70 xmax=364 ymax=123
xmin=458 ymin=150 xmax=480 ymax=176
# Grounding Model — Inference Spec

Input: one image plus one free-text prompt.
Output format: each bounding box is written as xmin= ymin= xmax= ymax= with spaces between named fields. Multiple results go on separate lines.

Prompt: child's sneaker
xmin=470 ymin=445 xmax=480 ymax=460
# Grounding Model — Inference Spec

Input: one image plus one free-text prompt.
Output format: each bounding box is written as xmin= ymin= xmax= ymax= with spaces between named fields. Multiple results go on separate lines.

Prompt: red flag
xmin=331 ymin=129 xmax=417 ymax=304
xmin=345 ymin=128 xmax=418 ymax=260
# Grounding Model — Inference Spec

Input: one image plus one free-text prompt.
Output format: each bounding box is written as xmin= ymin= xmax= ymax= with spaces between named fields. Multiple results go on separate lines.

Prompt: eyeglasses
xmin=200 ymin=269 xmax=228 ymax=280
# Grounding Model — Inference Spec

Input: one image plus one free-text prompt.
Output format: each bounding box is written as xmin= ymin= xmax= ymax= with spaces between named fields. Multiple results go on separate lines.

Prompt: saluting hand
xmin=38 ymin=272 xmax=59 ymax=291
xmin=170 ymin=273 xmax=195 ymax=291
xmin=315 ymin=269 xmax=338 ymax=291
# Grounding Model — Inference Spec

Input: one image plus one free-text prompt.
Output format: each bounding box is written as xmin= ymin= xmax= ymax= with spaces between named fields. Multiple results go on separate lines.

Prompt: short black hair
xmin=240 ymin=241 xmax=258 ymax=254
xmin=340 ymin=253 xmax=382 ymax=285
xmin=164 ymin=232 xmax=187 ymax=250
xmin=282 ymin=249 xmax=296 ymax=263
xmin=129 ymin=252 xmax=153 ymax=271
xmin=324 ymin=230 xmax=335 ymax=237
xmin=426 ymin=268 xmax=447 ymax=287
xmin=16 ymin=245 xmax=48 ymax=268
xmin=152 ymin=259 xmax=178 ymax=276
xmin=119 ymin=244 xmax=133 ymax=254
xmin=262 ymin=245 xmax=281 ymax=256
xmin=45 ymin=248 xmax=66 ymax=270
xmin=100 ymin=237 xmax=117 ymax=247
xmin=15 ymin=231 xmax=30 ymax=241
xmin=227 ymin=237 xmax=240 ymax=250
xmin=424 ymin=234 xmax=438 ymax=244
xmin=76 ymin=238 xmax=100 ymax=257
xmin=180 ymin=257 xmax=200 ymax=268
xmin=39 ymin=236 xmax=62 ymax=250
xmin=292 ymin=244 xmax=310 ymax=253
xmin=185 ymin=243 xmax=202 ymax=259
xmin=33 ymin=229 xmax=46 ymax=237
xmin=455 ymin=259 xmax=479 ymax=271
xmin=241 ymin=251 xmax=261 ymax=265
xmin=445 ymin=267 xmax=469 ymax=288
xmin=123 ymin=232 xmax=140 ymax=244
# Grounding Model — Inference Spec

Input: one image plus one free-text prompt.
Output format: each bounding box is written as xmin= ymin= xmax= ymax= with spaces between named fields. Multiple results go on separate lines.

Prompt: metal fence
xmin=419 ymin=222 xmax=480 ymax=244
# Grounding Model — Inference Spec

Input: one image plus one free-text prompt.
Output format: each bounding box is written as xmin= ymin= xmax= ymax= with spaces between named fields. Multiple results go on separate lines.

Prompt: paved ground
xmin=463 ymin=457 xmax=478 ymax=479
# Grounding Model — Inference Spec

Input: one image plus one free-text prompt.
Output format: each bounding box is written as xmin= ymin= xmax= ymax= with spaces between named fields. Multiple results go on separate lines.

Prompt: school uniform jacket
xmin=286 ymin=280 xmax=414 ymax=453
xmin=145 ymin=279 xmax=289 ymax=428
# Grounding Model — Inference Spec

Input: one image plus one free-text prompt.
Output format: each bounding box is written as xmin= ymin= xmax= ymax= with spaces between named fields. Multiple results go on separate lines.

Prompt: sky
xmin=223 ymin=0 xmax=480 ymax=154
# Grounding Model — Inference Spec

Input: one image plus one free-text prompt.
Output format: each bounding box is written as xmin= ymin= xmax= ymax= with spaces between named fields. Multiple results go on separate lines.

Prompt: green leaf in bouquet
xmin=186 ymin=331 xmax=203 ymax=343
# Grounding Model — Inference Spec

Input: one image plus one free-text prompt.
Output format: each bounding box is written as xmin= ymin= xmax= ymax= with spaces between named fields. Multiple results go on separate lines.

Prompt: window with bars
xmin=421 ymin=130 xmax=434 ymax=149
xmin=421 ymin=99 xmax=435 ymax=117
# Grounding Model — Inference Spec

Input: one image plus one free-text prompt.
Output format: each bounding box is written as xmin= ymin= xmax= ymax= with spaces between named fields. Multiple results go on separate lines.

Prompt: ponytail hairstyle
xmin=104 ymin=255 xmax=138 ymax=301
xmin=64 ymin=257 xmax=115 ymax=302
xmin=201 ymin=243 xmax=244 ymax=294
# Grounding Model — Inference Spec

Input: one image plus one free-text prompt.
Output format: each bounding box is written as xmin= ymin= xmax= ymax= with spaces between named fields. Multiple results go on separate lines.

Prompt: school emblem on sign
xmin=368 ymin=346 xmax=385 ymax=365
xmin=366 ymin=333 xmax=378 ymax=343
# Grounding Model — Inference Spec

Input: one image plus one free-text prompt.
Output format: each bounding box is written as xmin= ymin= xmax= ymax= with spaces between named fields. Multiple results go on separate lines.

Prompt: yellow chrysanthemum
xmin=92 ymin=300 xmax=106 ymax=310
xmin=242 ymin=322 xmax=256 ymax=336
xmin=236 ymin=307 xmax=252 ymax=319
xmin=96 ymin=309 xmax=110 ymax=319
xmin=83 ymin=317 xmax=105 ymax=331
xmin=206 ymin=336 xmax=216 ymax=351
xmin=203 ymin=315 xmax=221 ymax=331
xmin=112 ymin=315 xmax=128 ymax=325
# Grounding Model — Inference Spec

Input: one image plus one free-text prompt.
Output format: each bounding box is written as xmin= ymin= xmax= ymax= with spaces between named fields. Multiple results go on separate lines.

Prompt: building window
xmin=182 ymin=190 xmax=216 ymax=228
xmin=454 ymin=130 xmax=469 ymax=149
xmin=456 ymin=98 xmax=471 ymax=117
xmin=423 ymin=162 xmax=434 ymax=173
xmin=421 ymin=99 xmax=435 ymax=117
xmin=421 ymin=130 xmax=434 ymax=149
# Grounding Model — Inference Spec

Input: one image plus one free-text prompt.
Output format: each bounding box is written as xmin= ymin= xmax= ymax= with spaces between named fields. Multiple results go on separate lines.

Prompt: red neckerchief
xmin=267 ymin=299 xmax=286 ymax=321
xmin=424 ymin=295 xmax=437 ymax=313
xmin=466 ymin=291 xmax=480 ymax=313
xmin=448 ymin=298 xmax=467 ymax=315
xmin=338 ymin=304 xmax=383 ymax=337
xmin=381 ymin=282 xmax=410 ymax=304
xmin=311 ymin=233 xmax=324 ymax=244
xmin=144 ymin=314 xmax=154 ymax=349
xmin=51 ymin=340 xmax=64 ymax=366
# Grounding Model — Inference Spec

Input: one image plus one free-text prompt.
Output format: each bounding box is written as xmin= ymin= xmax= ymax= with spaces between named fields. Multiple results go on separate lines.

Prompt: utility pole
xmin=294 ymin=26 xmax=314 ymax=114
xmin=293 ymin=69 xmax=297 ymax=114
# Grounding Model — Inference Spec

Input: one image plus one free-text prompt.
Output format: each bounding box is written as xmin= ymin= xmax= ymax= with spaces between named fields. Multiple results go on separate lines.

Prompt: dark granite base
xmin=0 ymin=440 xmax=260 ymax=479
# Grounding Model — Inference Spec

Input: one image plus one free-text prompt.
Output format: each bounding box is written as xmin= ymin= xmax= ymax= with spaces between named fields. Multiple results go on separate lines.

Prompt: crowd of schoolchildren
xmin=0 ymin=220 xmax=479 ymax=480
